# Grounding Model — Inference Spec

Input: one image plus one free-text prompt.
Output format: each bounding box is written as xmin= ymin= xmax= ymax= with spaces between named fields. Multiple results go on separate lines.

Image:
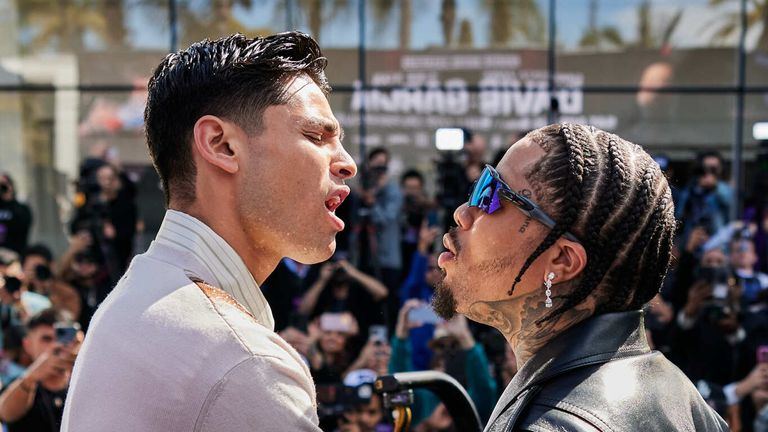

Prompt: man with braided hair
xmin=433 ymin=123 xmax=728 ymax=431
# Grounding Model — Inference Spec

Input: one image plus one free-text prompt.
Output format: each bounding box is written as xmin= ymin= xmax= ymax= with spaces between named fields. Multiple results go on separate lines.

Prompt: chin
xmin=291 ymin=239 xmax=337 ymax=265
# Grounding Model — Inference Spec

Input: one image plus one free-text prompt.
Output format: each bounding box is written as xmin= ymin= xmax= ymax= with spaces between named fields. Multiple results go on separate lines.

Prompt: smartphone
xmin=757 ymin=346 xmax=768 ymax=364
xmin=408 ymin=305 xmax=442 ymax=325
xmin=320 ymin=313 xmax=354 ymax=334
xmin=369 ymin=325 xmax=388 ymax=344
xmin=54 ymin=323 xmax=81 ymax=345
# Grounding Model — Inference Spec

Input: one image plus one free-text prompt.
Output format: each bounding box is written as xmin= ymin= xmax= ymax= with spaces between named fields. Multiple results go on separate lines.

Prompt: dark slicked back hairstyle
xmin=144 ymin=32 xmax=330 ymax=205
xmin=509 ymin=124 xmax=676 ymax=324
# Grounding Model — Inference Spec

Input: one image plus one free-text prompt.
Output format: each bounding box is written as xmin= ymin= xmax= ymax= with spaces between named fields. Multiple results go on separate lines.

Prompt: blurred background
xmin=0 ymin=0 xmax=766 ymax=254
xmin=1 ymin=1 xmax=768 ymax=431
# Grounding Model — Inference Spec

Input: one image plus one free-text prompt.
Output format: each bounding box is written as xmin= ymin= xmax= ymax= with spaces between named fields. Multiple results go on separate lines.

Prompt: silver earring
xmin=545 ymin=272 xmax=555 ymax=308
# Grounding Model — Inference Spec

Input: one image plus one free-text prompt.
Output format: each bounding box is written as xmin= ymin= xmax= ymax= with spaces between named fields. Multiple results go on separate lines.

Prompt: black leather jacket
xmin=485 ymin=311 xmax=729 ymax=431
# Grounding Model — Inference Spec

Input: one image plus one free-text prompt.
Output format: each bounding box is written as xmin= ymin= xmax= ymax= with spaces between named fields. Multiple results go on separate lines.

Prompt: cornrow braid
xmin=592 ymin=165 xmax=658 ymax=316
xmin=507 ymin=124 xmax=585 ymax=296
xmin=518 ymin=123 xmax=675 ymax=325
xmin=540 ymin=135 xmax=634 ymax=324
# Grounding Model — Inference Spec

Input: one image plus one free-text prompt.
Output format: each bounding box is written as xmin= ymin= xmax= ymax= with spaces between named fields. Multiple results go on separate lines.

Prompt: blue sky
xmin=125 ymin=0 xmax=755 ymax=51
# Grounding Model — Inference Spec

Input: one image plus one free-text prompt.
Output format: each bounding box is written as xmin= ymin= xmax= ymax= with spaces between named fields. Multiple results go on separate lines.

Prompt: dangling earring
xmin=544 ymin=272 xmax=555 ymax=308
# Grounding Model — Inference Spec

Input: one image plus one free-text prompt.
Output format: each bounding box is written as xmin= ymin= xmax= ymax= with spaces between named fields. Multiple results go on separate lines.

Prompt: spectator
xmin=672 ymin=263 xmax=743 ymax=387
xmin=676 ymin=151 xmax=734 ymax=246
xmin=357 ymin=148 xmax=403 ymax=329
xmin=0 ymin=308 xmax=83 ymax=432
xmin=299 ymin=260 xmax=387 ymax=333
xmin=70 ymin=163 xmax=137 ymax=277
xmin=0 ymin=254 xmax=51 ymax=329
xmin=400 ymin=170 xmax=437 ymax=278
xmin=730 ymin=233 xmax=768 ymax=304
xmin=462 ymin=129 xmax=487 ymax=167
xmin=58 ymin=233 xmax=110 ymax=331
xmin=337 ymin=375 xmax=391 ymax=432
xmin=262 ymin=258 xmax=316 ymax=332
xmin=0 ymin=324 xmax=27 ymax=387
xmin=308 ymin=312 xmax=359 ymax=385
xmin=399 ymin=224 xmax=441 ymax=370
xmin=0 ymin=173 xmax=32 ymax=256
xmin=390 ymin=300 xmax=497 ymax=426
xmin=21 ymin=244 xmax=81 ymax=321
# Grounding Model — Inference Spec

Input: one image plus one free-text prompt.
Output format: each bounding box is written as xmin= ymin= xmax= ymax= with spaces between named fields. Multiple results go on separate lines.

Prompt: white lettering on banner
xmin=351 ymin=80 xmax=470 ymax=115
xmin=352 ymin=70 xmax=584 ymax=118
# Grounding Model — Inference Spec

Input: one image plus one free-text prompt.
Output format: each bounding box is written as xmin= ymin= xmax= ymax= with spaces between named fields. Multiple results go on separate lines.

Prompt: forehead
xmin=496 ymin=136 xmax=545 ymax=191
xmin=282 ymin=75 xmax=338 ymax=129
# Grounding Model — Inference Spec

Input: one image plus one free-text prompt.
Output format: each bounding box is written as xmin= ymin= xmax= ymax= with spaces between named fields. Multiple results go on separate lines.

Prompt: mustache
xmin=448 ymin=227 xmax=462 ymax=255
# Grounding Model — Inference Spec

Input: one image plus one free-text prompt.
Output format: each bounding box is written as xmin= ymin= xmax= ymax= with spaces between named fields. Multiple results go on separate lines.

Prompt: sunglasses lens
xmin=469 ymin=168 xmax=502 ymax=214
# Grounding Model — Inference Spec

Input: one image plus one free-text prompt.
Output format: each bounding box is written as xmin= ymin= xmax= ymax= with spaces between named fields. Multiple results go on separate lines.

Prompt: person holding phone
xmin=0 ymin=308 xmax=83 ymax=432
xmin=389 ymin=300 xmax=497 ymax=426
xmin=62 ymin=32 xmax=357 ymax=431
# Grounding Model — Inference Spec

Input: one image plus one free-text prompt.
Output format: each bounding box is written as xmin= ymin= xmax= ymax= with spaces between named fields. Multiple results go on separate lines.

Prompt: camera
xmin=34 ymin=265 xmax=53 ymax=282
xmin=361 ymin=165 xmax=387 ymax=191
xmin=2 ymin=276 xmax=21 ymax=294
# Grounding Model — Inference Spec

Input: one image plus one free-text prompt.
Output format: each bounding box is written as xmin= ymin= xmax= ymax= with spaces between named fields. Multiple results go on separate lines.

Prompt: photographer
xmin=673 ymin=258 xmax=743 ymax=387
xmin=0 ymin=173 xmax=32 ymax=256
xmin=400 ymin=170 xmax=437 ymax=278
xmin=357 ymin=148 xmax=403 ymax=326
xmin=0 ymin=308 xmax=83 ymax=432
xmin=21 ymin=244 xmax=81 ymax=321
xmin=730 ymin=233 xmax=768 ymax=304
xmin=676 ymin=151 xmax=734 ymax=246
xmin=58 ymin=233 xmax=110 ymax=331
xmin=70 ymin=163 xmax=137 ymax=278
xmin=299 ymin=259 xmax=388 ymax=333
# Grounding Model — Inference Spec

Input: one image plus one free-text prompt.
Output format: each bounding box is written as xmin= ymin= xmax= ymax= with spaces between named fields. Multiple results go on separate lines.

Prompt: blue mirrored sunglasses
xmin=468 ymin=165 xmax=580 ymax=243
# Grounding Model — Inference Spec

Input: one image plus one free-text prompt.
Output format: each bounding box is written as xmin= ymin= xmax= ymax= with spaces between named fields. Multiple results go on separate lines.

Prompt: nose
xmin=331 ymin=145 xmax=357 ymax=181
xmin=453 ymin=202 xmax=475 ymax=229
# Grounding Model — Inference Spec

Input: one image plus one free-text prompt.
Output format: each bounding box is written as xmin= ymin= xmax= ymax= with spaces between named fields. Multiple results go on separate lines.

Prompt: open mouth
xmin=325 ymin=187 xmax=350 ymax=212
xmin=325 ymin=187 xmax=350 ymax=231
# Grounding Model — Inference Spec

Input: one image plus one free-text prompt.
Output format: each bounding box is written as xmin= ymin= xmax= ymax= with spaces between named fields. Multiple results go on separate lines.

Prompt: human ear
xmin=545 ymin=239 xmax=587 ymax=285
xmin=192 ymin=115 xmax=242 ymax=174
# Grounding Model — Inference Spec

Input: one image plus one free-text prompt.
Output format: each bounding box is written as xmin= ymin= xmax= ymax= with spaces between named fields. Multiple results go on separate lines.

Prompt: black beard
xmin=431 ymin=278 xmax=458 ymax=320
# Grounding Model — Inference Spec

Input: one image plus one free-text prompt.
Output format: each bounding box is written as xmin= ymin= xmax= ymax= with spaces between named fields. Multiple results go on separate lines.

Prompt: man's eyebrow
xmin=300 ymin=117 xmax=344 ymax=141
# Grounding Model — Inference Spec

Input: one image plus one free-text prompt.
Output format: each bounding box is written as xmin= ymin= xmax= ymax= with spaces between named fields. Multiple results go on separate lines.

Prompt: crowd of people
xmin=0 ymin=132 xmax=767 ymax=431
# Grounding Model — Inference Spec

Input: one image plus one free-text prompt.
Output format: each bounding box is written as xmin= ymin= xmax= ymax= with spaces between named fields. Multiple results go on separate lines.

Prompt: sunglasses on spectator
xmin=468 ymin=165 xmax=580 ymax=243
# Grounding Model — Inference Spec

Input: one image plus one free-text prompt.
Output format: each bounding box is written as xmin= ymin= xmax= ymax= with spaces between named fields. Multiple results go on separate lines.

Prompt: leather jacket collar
xmin=489 ymin=311 xmax=650 ymax=426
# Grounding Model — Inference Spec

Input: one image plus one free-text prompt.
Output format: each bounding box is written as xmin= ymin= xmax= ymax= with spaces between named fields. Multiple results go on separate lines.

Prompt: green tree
xmin=708 ymin=0 xmax=768 ymax=50
xmin=17 ymin=0 xmax=109 ymax=53
xmin=482 ymin=0 xmax=545 ymax=47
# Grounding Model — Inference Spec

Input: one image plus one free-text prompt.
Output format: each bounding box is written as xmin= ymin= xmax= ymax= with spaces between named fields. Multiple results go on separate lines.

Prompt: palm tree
xmin=296 ymin=0 xmax=353 ymax=42
xmin=708 ymin=0 xmax=768 ymax=50
xmin=440 ymin=0 xmax=456 ymax=46
xmin=482 ymin=0 xmax=545 ymax=47
xmin=458 ymin=18 xmax=474 ymax=48
xmin=17 ymin=0 xmax=109 ymax=53
xmin=635 ymin=0 xmax=682 ymax=49
xmin=579 ymin=0 xmax=624 ymax=49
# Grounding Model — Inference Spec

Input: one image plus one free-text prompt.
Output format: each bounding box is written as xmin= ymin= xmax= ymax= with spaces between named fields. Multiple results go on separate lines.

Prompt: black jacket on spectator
xmin=5 ymin=384 xmax=67 ymax=432
xmin=0 ymin=198 xmax=32 ymax=255
xmin=486 ymin=311 xmax=728 ymax=431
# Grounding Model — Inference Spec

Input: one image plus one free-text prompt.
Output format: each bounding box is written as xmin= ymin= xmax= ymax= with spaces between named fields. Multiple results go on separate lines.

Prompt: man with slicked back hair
xmin=62 ymin=32 xmax=356 ymax=431
xmin=433 ymin=124 xmax=728 ymax=431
